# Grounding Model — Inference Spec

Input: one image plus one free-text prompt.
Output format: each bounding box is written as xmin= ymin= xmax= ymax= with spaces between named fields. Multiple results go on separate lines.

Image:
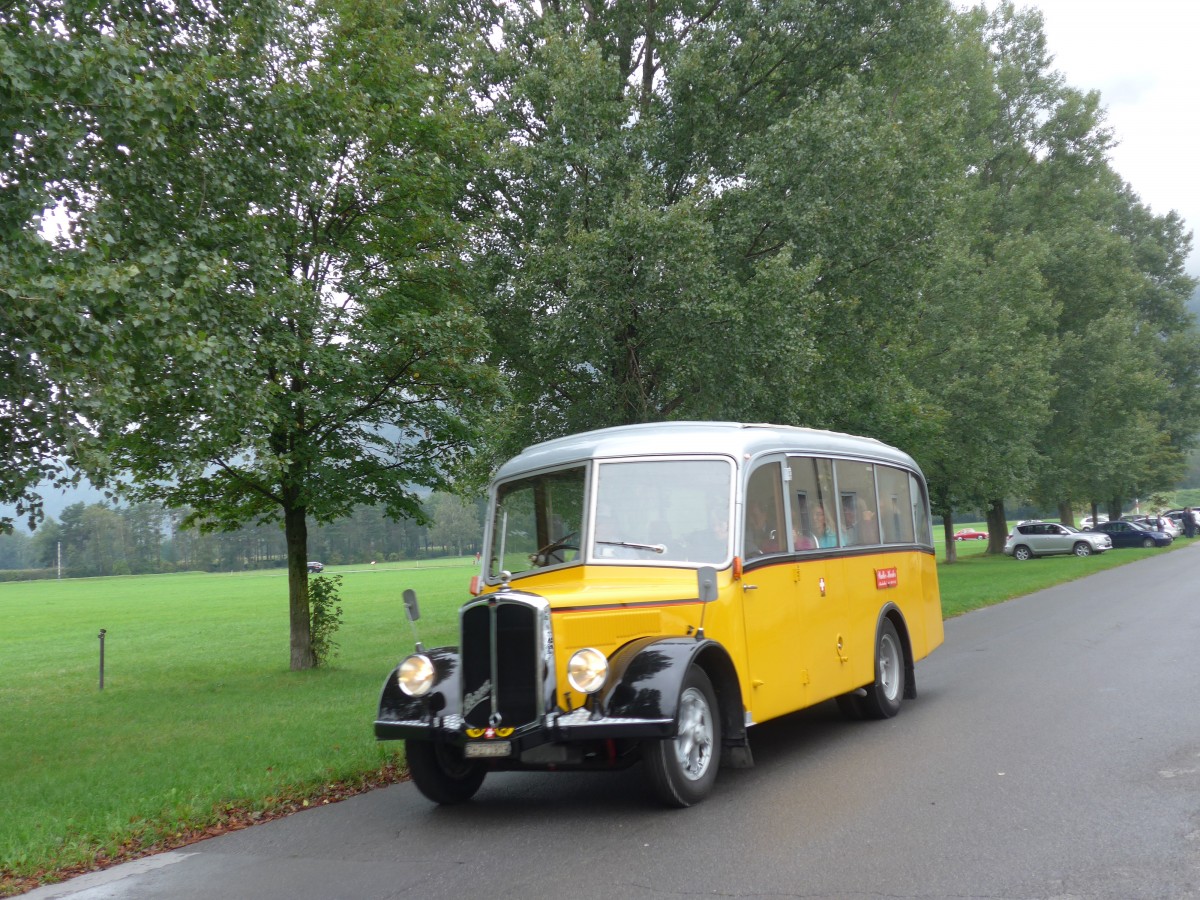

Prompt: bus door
xmin=740 ymin=457 xmax=851 ymax=721
xmin=788 ymin=456 xmax=854 ymax=705
xmin=740 ymin=457 xmax=796 ymax=721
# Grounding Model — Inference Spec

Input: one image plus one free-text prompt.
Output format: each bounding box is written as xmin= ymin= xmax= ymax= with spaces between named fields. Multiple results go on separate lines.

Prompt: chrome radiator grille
xmin=460 ymin=595 xmax=547 ymax=729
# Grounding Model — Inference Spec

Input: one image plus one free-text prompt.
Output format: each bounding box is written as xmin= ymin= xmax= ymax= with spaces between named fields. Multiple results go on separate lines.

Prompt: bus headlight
xmin=397 ymin=653 xmax=435 ymax=697
xmin=567 ymin=648 xmax=609 ymax=694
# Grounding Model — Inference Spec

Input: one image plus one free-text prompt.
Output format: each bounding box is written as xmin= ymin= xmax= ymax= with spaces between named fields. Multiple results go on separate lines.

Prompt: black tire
xmin=1142 ymin=537 xmax=1155 ymax=548
xmin=1013 ymin=545 xmax=1032 ymax=561
xmin=858 ymin=618 xmax=905 ymax=720
xmin=1073 ymin=542 xmax=1092 ymax=558
xmin=405 ymin=740 xmax=486 ymax=805
xmin=644 ymin=666 xmax=721 ymax=808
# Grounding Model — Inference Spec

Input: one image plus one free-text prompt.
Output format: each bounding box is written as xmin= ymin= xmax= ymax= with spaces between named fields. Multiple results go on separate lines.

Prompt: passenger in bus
xmin=746 ymin=502 xmax=780 ymax=557
xmin=793 ymin=528 xmax=817 ymax=550
xmin=812 ymin=505 xmax=838 ymax=548
xmin=840 ymin=502 xmax=859 ymax=545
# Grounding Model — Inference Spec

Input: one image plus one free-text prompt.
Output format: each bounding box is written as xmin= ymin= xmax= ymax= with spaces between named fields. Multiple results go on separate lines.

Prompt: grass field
xmin=0 ymin=560 xmax=475 ymax=892
xmin=1 ymin=536 xmax=1191 ymax=892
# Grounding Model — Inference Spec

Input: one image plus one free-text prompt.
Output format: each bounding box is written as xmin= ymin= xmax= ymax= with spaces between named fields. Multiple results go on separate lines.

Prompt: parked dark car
xmin=1084 ymin=520 xmax=1172 ymax=549
xmin=307 ymin=561 xmax=325 ymax=573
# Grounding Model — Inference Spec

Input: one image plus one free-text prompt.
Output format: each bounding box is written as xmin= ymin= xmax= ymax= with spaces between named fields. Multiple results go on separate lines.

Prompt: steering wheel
xmin=531 ymin=531 xmax=579 ymax=567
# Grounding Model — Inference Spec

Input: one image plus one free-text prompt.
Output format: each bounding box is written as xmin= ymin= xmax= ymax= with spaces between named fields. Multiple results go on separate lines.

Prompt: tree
xmin=427 ymin=492 xmax=483 ymax=556
xmin=18 ymin=0 xmax=501 ymax=668
xmin=461 ymin=0 xmax=965 ymax=460
xmin=904 ymin=3 xmax=1199 ymax=551
xmin=121 ymin=502 xmax=167 ymax=574
xmin=0 ymin=530 xmax=35 ymax=569
xmin=910 ymin=229 xmax=1057 ymax=558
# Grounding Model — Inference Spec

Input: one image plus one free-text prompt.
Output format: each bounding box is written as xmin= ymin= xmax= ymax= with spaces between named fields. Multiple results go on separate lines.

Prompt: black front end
xmin=374 ymin=589 xmax=677 ymax=770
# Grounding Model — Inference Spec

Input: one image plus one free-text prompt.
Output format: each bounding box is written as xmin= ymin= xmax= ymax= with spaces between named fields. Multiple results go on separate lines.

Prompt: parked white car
xmin=1004 ymin=521 xmax=1112 ymax=560
xmin=1138 ymin=515 xmax=1180 ymax=537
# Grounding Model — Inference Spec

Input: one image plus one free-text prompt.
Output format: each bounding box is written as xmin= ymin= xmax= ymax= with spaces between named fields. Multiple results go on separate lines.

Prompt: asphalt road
xmin=27 ymin=545 xmax=1200 ymax=899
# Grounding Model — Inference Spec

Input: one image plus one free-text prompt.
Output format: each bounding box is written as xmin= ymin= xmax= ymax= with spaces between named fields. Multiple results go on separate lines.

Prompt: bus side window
xmin=788 ymin=457 xmax=837 ymax=549
xmin=745 ymin=463 xmax=785 ymax=558
xmin=909 ymin=473 xmax=932 ymax=545
xmin=878 ymin=465 xmax=915 ymax=544
xmin=835 ymin=460 xmax=879 ymax=546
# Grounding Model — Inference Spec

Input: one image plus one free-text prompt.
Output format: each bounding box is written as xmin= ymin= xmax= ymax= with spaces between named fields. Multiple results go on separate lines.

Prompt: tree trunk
xmin=985 ymin=499 xmax=1008 ymax=555
xmin=1057 ymin=500 xmax=1074 ymax=528
xmin=942 ymin=512 xmax=957 ymax=563
xmin=284 ymin=501 xmax=315 ymax=671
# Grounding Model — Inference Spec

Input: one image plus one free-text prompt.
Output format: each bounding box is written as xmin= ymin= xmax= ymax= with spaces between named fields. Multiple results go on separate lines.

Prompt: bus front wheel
xmin=858 ymin=618 xmax=905 ymax=720
xmin=644 ymin=666 xmax=721 ymax=807
xmin=405 ymin=739 xmax=486 ymax=805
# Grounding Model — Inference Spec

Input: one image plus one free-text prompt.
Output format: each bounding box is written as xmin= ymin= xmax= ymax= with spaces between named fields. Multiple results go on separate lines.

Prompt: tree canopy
xmin=5 ymin=0 xmax=1198 ymax=659
xmin=5 ymin=0 xmax=501 ymax=666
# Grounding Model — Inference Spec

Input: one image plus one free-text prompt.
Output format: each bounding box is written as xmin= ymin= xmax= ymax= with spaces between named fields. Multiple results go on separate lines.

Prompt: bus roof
xmin=495 ymin=421 xmax=923 ymax=481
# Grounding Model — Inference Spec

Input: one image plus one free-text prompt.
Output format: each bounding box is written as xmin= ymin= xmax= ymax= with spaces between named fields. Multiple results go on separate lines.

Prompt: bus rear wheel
xmin=644 ymin=666 xmax=721 ymax=808
xmin=405 ymin=739 xmax=486 ymax=804
xmin=858 ymin=618 xmax=905 ymax=720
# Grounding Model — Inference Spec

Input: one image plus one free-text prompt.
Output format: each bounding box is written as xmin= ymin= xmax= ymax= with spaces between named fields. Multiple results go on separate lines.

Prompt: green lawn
xmin=0 ymin=561 xmax=471 ymax=890
xmin=1 ymin=540 xmax=1191 ymax=891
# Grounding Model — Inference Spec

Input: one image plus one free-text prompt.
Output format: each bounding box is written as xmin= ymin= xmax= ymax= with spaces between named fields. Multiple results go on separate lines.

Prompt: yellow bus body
xmin=513 ymin=546 xmax=941 ymax=725
xmin=379 ymin=422 xmax=944 ymax=807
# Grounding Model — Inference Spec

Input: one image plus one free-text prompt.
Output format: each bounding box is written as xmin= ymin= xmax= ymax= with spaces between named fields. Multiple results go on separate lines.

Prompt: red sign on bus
xmin=875 ymin=567 xmax=898 ymax=589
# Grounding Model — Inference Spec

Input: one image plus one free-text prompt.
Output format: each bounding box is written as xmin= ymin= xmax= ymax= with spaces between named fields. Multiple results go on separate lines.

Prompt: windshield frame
xmin=483 ymin=454 xmax=737 ymax=584
xmin=485 ymin=462 xmax=590 ymax=582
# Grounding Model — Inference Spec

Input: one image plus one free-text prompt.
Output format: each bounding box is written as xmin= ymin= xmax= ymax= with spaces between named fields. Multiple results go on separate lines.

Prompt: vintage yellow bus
xmin=376 ymin=422 xmax=943 ymax=806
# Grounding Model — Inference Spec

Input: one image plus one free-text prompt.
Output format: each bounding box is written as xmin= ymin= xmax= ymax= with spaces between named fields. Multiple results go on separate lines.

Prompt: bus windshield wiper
xmin=596 ymin=540 xmax=666 ymax=554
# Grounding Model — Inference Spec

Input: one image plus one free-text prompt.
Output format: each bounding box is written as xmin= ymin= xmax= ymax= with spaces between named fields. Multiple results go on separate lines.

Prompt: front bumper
xmin=375 ymin=708 xmax=673 ymax=769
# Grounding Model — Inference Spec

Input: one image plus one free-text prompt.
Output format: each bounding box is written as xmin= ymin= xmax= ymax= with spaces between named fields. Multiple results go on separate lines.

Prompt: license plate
xmin=464 ymin=741 xmax=512 ymax=758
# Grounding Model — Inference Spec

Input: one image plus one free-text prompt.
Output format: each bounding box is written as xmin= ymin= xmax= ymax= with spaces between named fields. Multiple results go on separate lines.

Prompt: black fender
xmin=601 ymin=636 xmax=752 ymax=768
xmin=876 ymin=603 xmax=917 ymax=700
xmin=376 ymin=646 xmax=462 ymax=730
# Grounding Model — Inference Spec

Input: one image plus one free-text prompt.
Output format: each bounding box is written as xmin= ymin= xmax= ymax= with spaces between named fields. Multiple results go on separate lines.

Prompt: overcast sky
xmin=1006 ymin=0 xmax=1200 ymax=276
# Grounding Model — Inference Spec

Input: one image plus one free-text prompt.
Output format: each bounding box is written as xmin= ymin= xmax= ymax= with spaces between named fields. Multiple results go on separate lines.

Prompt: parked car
xmin=1003 ymin=521 xmax=1112 ymax=560
xmin=1079 ymin=514 xmax=1109 ymax=528
xmin=1130 ymin=514 xmax=1180 ymax=537
xmin=1084 ymin=520 xmax=1172 ymax=549
xmin=1163 ymin=509 xmax=1198 ymax=535
xmin=307 ymin=561 xmax=325 ymax=573
xmin=953 ymin=528 xmax=988 ymax=541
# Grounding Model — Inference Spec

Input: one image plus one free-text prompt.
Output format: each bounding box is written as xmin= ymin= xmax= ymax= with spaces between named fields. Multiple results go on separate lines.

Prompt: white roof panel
xmin=494 ymin=421 xmax=921 ymax=481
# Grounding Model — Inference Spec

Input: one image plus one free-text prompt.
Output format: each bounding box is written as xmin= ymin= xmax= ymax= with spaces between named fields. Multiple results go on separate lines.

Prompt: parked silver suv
xmin=1003 ymin=521 xmax=1112 ymax=560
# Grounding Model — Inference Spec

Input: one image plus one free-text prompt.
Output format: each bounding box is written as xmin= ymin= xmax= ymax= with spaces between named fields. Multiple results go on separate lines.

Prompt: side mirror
xmin=696 ymin=566 xmax=718 ymax=603
xmin=402 ymin=588 xmax=420 ymax=623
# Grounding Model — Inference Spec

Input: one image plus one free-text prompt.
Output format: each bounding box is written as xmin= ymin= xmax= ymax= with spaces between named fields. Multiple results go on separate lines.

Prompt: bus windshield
xmin=488 ymin=457 xmax=735 ymax=579
xmin=592 ymin=457 xmax=734 ymax=566
xmin=489 ymin=466 xmax=587 ymax=579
